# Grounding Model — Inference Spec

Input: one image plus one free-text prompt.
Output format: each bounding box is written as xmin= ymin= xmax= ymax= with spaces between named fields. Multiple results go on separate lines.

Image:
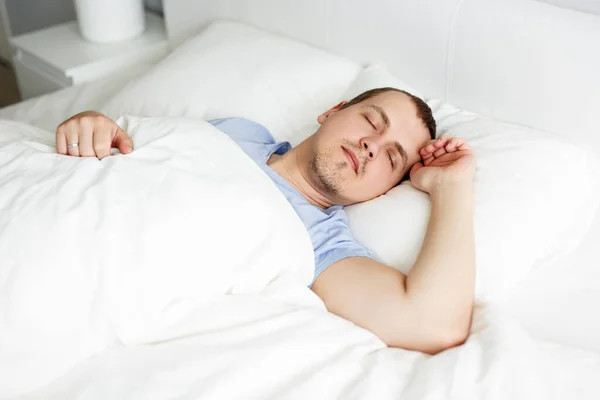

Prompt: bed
xmin=1 ymin=0 xmax=600 ymax=399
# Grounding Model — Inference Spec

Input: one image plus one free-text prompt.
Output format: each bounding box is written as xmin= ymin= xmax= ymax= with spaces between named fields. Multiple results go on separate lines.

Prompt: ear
xmin=317 ymin=101 xmax=346 ymax=124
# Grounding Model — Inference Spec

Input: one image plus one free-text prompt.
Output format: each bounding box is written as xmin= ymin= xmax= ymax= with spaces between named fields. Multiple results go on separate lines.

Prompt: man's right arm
xmin=56 ymin=111 xmax=133 ymax=159
xmin=312 ymin=181 xmax=475 ymax=354
xmin=312 ymin=141 xmax=476 ymax=354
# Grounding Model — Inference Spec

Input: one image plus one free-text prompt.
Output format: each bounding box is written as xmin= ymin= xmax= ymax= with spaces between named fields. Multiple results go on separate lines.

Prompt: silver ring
xmin=67 ymin=142 xmax=79 ymax=149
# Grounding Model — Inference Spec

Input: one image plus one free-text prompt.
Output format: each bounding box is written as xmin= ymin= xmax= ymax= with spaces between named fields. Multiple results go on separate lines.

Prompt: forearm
xmin=405 ymin=182 xmax=475 ymax=334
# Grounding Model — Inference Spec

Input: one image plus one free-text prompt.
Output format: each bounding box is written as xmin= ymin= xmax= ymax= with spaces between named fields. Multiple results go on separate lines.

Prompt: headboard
xmin=163 ymin=0 xmax=600 ymax=151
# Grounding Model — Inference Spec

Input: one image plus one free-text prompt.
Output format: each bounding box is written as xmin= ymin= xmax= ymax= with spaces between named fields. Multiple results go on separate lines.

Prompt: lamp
xmin=74 ymin=0 xmax=146 ymax=43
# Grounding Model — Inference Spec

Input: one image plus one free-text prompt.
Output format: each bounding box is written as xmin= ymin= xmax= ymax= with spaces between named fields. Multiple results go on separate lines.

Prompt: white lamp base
xmin=74 ymin=0 xmax=146 ymax=43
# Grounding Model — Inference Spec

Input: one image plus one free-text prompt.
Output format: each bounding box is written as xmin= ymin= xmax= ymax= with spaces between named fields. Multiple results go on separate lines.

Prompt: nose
xmin=359 ymin=137 xmax=381 ymax=160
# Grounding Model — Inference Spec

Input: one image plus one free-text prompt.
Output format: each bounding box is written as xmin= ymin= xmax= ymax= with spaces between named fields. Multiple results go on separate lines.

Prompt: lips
xmin=342 ymin=146 xmax=360 ymax=174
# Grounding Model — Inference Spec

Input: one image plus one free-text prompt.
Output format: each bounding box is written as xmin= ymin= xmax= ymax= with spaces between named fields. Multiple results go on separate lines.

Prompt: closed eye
xmin=387 ymin=151 xmax=394 ymax=169
xmin=365 ymin=116 xmax=376 ymax=130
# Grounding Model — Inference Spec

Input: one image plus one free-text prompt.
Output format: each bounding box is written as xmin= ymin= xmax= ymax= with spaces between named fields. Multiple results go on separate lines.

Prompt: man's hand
xmin=56 ymin=111 xmax=134 ymax=159
xmin=410 ymin=135 xmax=476 ymax=194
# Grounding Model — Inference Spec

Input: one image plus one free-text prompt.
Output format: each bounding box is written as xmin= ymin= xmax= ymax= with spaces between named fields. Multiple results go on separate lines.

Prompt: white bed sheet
xmin=501 ymin=206 xmax=600 ymax=354
xmin=1 ymin=69 xmax=600 ymax=399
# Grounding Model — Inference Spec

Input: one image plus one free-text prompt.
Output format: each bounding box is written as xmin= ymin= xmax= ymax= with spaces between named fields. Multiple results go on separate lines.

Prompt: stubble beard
xmin=309 ymin=150 xmax=347 ymax=196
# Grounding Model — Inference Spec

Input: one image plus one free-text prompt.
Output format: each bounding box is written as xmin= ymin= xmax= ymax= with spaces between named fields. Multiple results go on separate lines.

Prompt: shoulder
xmin=208 ymin=117 xmax=275 ymax=145
xmin=312 ymin=207 xmax=366 ymax=253
xmin=306 ymin=206 xmax=373 ymax=285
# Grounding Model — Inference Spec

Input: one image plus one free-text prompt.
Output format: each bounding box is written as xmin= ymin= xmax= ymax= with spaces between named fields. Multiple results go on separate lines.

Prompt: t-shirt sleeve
xmin=208 ymin=117 xmax=281 ymax=161
xmin=208 ymin=117 xmax=290 ymax=164
xmin=311 ymin=208 xmax=373 ymax=287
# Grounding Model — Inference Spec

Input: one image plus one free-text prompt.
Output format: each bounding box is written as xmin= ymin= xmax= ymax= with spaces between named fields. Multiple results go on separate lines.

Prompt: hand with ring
xmin=56 ymin=111 xmax=134 ymax=159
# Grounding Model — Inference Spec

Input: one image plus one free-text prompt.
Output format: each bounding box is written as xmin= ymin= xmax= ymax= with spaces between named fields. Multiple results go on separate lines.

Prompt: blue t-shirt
xmin=209 ymin=117 xmax=372 ymax=286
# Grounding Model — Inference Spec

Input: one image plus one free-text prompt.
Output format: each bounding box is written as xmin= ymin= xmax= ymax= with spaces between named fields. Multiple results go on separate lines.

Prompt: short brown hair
xmin=340 ymin=87 xmax=436 ymax=140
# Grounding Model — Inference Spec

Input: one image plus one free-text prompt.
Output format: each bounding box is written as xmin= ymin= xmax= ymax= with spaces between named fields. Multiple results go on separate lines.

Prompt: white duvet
xmin=1 ymin=118 xmax=599 ymax=399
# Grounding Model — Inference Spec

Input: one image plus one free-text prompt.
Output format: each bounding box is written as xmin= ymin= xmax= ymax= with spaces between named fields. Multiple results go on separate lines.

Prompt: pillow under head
xmin=341 ymin=65 xmax=600 ymax=301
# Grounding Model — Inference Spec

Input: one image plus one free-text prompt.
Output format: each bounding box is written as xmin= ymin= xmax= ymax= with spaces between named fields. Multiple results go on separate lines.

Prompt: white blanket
xmin=0 ymin=117 xmax=318 ymax=397
xmin=1 ymin=118 xmax=599 ymax=399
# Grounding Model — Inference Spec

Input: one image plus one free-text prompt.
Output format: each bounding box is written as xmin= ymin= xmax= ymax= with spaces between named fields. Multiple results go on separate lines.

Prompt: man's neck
xmin=267 ymin=144 xmax=335 ymax=209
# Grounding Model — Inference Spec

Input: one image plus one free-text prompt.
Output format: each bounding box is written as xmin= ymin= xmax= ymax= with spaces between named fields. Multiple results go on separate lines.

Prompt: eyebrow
xmin=367 ymin=105 xmax=391 ymax=128
xmin=394 ymin=141 xmax=408 ymax=171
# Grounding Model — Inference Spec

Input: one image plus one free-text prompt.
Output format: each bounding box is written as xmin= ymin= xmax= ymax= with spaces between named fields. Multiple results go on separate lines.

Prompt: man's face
xmin=308 ymin=91 xmax=431 ymax=205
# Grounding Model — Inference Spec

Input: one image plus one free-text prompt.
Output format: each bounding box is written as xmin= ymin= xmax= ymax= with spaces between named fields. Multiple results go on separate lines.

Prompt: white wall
xmin=4 ymin=0 xmax=75 ymax=36
xmin=536 ymin=0 xmax=600 ymax=16
xmin=0 ymin=1 xmax=11 ymax=62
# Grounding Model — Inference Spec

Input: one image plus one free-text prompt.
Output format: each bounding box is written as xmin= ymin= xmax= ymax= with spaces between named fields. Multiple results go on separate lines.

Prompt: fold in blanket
xmin=0 ymin=117 xmax=316 ymax=397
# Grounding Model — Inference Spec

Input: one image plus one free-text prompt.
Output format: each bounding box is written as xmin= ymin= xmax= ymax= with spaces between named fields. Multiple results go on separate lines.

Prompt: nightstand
xmin=9 ymin=12 xmax=169 ymax=100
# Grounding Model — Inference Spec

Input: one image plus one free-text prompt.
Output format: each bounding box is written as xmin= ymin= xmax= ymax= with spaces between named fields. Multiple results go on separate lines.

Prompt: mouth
xmin=342 ymin=146 xmax=360 ymax=174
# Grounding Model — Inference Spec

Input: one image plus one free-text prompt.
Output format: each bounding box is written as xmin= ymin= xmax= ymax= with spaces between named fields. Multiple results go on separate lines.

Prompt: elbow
xmin=412 ymin=325 xmax=469 ymax=355
xmin=427 ymin=308 xmax=473 ymax=354
xmin=384 ymin=322 xmax=471 ymax=355
xmin=425 ymin=304 xmax=474 ymax=354
xmin=416 ymin=312 xmax=473 ymax=355
xmin=384 ymin=325 xmax=469 ymax=355
xmin=381 ymin=302 xmax=474 ymax=354
xmin=431 ymin=325 xmax=470 ymax=354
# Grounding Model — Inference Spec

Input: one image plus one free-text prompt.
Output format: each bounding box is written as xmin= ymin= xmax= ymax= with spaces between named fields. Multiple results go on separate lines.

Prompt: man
xmin=56 ymin=87 xmax=476 ymax=355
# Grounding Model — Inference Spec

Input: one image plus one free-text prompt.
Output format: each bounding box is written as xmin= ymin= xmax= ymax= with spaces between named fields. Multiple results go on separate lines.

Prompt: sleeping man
xmin=56 ymin=87 xmax=476 ymax=355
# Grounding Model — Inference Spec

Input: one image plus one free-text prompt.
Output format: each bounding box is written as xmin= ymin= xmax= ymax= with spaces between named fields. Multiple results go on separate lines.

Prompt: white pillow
xmin=342 ymin=66 xmax=600 ymax=301
xmin=102 ymin=20 xmax=361 ymax=142
xmin=341 ymin=64 xmax=424 ymax=100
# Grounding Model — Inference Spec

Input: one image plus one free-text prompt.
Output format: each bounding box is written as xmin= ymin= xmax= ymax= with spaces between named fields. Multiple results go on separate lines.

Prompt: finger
xmin=420 ymin=137 xmax=446 ymax=155
xmin=112 ymin=126 xmax=134 ymax=155
xmin=445 ymin=137 xmax=465 ymax=152
xmin=78 ymin=117 xmax=96 ymax=157
xmin=422 ymin=152 xmax=434 ymax=161
xmin=93 ymin=126 xmax=112 ymax=160
xmin=431 ymin=149 xmax=472 ymax=165
xmin=423 ymin=155 xmax=437 ymax=166
xmin=435 ymin=135 xmax=451 ymax=147
xmin=445 ymin=137 xmax=459 ymax=151
xmin=420 ymin=140 xmax=436 ymax=156
xmin=55 ymin=127 xmax=68 ymax=155
xmin=433 ymin=146 xmax=448 ymax=158
xmin=426 ymin=137 xmax=452 ymax=157
xmin=457 ymin=141 xmax=472 ymax=151
xmin=64 ymin=122 xmax=80 ymax=157
xmin=424 ymin=143 xmax=438 ymax=154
